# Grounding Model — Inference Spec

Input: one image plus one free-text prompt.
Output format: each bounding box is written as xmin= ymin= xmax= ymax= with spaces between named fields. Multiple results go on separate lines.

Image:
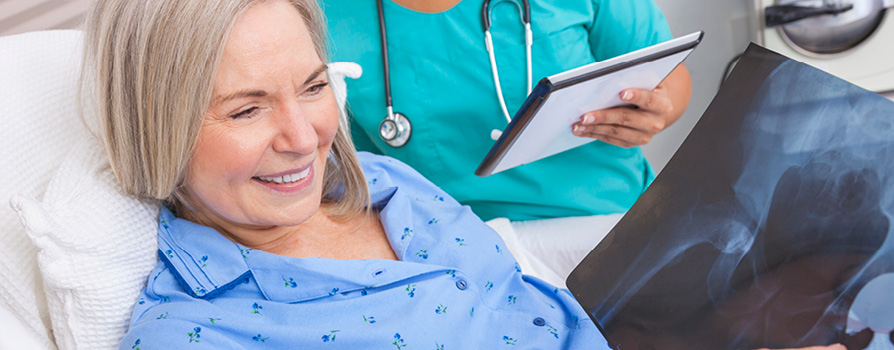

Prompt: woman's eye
xmin=305 ymin=82 xmax=329 ymax=96
xmin=229 ymin=106 xmax=259 ymax=119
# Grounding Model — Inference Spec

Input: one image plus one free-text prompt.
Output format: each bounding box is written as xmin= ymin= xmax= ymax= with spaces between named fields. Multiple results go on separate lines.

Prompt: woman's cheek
xmin=315 ymin=97 xmax=341 ymax=147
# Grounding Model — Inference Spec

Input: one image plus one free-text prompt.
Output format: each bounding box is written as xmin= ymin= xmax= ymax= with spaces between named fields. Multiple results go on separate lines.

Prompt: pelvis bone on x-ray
xmin=567 ymin=44 xmax=894 ymax=350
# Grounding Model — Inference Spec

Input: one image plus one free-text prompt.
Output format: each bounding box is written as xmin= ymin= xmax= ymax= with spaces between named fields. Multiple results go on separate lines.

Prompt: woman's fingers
xmin=572 ymin=88 xmax=677 ymax=147
xmin=573 ymin=106 xmax=663 ymax=147
xmin=572 ymin=122 xmax=648 ymax=148
xmin=621 ymin=87 xmax=674 ymax=116
xmin=578 ymin=107 xmax=665 ymax=135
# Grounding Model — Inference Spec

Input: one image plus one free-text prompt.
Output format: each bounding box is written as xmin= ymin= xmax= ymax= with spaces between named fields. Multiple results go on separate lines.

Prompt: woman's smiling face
xmin=182 ymin=0 xmax=338 ymax=233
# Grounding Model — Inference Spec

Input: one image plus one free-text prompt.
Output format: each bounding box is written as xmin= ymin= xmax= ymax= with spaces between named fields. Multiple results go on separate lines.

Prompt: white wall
xmin=0 ymin=0 xmax=90 ymax=36
xmin=643 ymin=0 xmax=755 ymax=173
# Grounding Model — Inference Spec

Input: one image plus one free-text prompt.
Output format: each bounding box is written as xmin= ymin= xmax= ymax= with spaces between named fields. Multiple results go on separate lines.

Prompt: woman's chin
xmin=246 ymin=198 xmax=324 ymax=228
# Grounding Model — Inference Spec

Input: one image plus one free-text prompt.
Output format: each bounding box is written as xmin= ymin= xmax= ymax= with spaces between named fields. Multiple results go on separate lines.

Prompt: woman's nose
xmin=272 ymin=102 xmax=319 ymax=154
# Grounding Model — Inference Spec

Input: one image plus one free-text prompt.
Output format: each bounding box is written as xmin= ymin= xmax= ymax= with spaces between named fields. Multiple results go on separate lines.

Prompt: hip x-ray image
xmin=568 ymin=44 xmax=894 ymax=350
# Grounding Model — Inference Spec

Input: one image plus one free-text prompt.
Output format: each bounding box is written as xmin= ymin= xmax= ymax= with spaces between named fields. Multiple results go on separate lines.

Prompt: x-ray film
xmin=567 ymin=44 xmax=894 ymax=350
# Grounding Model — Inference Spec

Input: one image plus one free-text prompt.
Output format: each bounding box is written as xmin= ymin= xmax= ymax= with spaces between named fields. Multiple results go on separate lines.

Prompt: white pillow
xmin=1 ymin=302 xmax=45 ymax=350
xmin=11 ymin=140 xmax=160 ymax=350
xmin=0 ymin=30 xmax=87 ymax=350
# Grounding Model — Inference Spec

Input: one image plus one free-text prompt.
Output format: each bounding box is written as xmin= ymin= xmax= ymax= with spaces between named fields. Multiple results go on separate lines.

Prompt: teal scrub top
xmin=323 ymin=0 xmax=673 ymax=221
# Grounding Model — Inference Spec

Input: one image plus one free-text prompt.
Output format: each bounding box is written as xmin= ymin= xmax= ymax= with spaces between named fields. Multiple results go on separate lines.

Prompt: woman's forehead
xmin=214 ymin=1 xmax=321 ymax=90
xmin=230 ymin=2 xmax=312 ymax=53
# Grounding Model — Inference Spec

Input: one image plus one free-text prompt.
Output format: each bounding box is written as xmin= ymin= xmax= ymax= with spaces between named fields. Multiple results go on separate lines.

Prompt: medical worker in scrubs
xmin=322 ymin=0 xmax=692 ymax=287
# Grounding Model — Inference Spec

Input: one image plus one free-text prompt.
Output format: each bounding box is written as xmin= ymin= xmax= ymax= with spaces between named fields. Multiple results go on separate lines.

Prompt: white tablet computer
xmin=475 ymin=31 xmax=704 ymax=177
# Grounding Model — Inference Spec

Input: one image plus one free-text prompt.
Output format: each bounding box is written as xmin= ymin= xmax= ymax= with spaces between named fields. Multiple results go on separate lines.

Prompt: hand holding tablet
xmin=571 ymin=68 xmax=686 ymax=148
xmin=475 ymin=31 xmax=703 ymax=177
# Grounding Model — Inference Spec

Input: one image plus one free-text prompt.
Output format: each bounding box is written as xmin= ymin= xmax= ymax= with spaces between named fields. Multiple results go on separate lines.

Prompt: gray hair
xmin=81 ymin=0 xmax=368 ymax=219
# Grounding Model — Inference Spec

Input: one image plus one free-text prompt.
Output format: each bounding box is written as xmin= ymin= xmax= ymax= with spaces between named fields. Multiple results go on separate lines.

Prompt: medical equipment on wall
xmin=375 ymin=0 xmax=533 ymax=147
xmin=751 ymin=0 xmax=894 ymax=93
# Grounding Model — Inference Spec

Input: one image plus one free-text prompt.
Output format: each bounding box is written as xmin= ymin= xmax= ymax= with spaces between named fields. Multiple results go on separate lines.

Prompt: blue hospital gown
xmin=120 ymin=152 xmax=610 ymax=349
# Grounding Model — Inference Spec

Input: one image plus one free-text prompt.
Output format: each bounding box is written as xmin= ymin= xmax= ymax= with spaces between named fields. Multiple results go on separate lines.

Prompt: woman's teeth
xmin=257 ymin=168 xmax=310 ymax=184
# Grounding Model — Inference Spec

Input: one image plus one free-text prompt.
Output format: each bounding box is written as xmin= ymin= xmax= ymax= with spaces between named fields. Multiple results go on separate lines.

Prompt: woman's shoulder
xmin=357 ymin=151 xmax=459 ymax=205
xmin=357 ymin=151 xmax=416 ymax=174
xmin=357 ymin=152 xmax=427 ymax=185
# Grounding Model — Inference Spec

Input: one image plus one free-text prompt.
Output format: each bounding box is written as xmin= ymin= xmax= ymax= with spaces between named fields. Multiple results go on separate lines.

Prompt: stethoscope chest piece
xmin=379 ymin=111 xmax=412 ymax=148
xmin=375 ymin=0 xmax=531 ymax=148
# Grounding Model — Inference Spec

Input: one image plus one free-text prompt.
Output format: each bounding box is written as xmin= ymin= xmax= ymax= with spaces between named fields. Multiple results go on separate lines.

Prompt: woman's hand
xmin=571 ymin=64 xmax=691 ymax=148
xmin=755 ymin=344 xmax=846 ymax=350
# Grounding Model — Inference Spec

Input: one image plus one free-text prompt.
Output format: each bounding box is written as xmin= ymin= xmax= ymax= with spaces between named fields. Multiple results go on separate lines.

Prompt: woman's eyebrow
xmin=304 ymin=64 xmax=329 ymax=85
xmin=210 ymin=65 xmax=329 ymax=105
xmin=210 ymin=89 xmax=268 ymax=106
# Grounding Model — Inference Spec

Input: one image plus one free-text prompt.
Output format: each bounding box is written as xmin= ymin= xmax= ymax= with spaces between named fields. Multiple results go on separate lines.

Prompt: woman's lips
xmin=253 ymin=163 xmax=314 ymax=193
xmin=256 ymin=166 xmax=311 ymax=184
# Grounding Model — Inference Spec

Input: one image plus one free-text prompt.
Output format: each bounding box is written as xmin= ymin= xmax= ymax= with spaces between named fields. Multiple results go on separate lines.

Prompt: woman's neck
xmin=390 ymin=0 xmax=461 ymax=13
xmin=257 ymin=209 xmax=396 ymax=261
xmin=192 ymin=206 xmax=396 ymax=261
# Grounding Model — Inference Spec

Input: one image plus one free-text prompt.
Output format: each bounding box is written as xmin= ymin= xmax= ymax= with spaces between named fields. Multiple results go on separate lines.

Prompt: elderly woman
xmin=83 ymin=0 xmax=605 ymax=348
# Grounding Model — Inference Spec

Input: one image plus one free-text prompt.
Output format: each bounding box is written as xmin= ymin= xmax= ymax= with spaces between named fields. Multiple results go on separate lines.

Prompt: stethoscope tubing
xmin=483 ymin=0 xmax=533 ymax=128
xmin=376 ymin=0 xmax=533 ymax=146
xmin=481 ymin=0 xmax=530 ymax=29
xmin=376 ymin=0 xmax=395 ymax=120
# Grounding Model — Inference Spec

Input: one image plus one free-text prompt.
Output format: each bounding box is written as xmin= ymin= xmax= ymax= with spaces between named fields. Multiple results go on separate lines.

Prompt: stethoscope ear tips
xmin=490 ymin=129 xmax=503 ymax=141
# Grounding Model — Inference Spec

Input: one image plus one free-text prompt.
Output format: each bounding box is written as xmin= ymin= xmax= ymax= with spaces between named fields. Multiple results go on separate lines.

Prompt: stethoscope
xmin=376 ymin=0 xmax=533 ymax=148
